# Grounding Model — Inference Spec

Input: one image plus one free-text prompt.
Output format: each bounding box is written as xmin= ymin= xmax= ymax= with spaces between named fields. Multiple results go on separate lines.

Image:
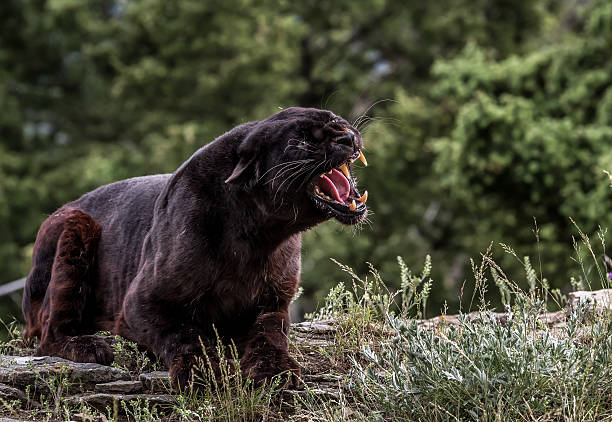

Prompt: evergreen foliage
xmin=1 ymin=0 xmax=610 ymax=316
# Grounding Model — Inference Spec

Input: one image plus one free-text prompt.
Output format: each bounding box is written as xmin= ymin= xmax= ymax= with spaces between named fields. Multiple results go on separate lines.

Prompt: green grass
xmin=292 ymin=225 xmax=612 ymax=421
xmin=171 ymin=335 xmax=289 ymax=422
xmin=351 ymin=304 xmax=611 ymax=421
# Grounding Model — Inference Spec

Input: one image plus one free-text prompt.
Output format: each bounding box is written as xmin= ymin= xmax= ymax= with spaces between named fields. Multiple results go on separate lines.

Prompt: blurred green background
xmin=1 ymin=0 xmax=611 ymax=321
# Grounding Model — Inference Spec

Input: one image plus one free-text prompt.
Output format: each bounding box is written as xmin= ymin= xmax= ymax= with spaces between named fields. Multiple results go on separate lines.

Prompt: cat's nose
xmin=333 ymin=129 xmax=355 ymax=147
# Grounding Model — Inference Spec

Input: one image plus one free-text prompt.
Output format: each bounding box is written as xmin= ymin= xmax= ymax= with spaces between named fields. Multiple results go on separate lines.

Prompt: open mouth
xmin=310 ymin=150 xmax=368 ymax=220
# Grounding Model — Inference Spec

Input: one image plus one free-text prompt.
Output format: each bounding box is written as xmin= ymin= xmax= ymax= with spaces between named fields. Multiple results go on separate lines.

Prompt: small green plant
xmin=30 ymin=364 xmax=75 ymax=421
xmin=0 ymin=318 xmax=34 ymax=356
xmin=398 ymin=254 xmax=432 ymax=319
xmin=120 ymin=397 xmax=161 ymax=422
xmin=303 ymin=257 xmax=434 ymax=386
xmin=72 ymin=401 xmax=103 ymax=422
xmin=171 ymin=329 xmax=286 ymax=422
xmin=0 ymin=397 xmax=21 ymax=419
xmin=111 ymin=336 xmax=158 ymax=376
xmin=570 ymin=219 xmax=610 ymax=292
xmin=311 ymin=255 xmax=433 ymax=322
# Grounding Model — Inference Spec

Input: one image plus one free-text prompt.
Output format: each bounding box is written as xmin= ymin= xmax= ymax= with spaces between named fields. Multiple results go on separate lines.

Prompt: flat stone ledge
xmin=292 ymin=320 xmax=336 ymax=335
xmin=303 ymin=373 xmax=341 ymax=383
xmin=283 ymin=386 xmax=340 ymax=400
xmin=0 ymin=383 xmax=39 ymax=408
xmin=95 ymin=380 xmax=143 ymax=394
xmin=568 ymin=289 xmax=612 ymax=312
xmin=0 ymin=382 xmax=28 ymax=402
xmin=139 ymin=371 xmax=171 ymax=393
xmin=67 ymin=393 xmax=174 ymax=412
xmin=420 ymin=310 xmax=568 ymax=329
xmin=0 ymin=356 xmax=130 ymax=391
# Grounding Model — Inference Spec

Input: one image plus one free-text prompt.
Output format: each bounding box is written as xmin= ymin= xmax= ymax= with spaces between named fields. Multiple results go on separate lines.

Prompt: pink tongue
xmin=318 ymin=169 xmax=350 ymax=203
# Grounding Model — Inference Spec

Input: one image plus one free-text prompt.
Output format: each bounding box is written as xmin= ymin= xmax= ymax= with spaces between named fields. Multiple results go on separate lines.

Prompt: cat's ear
xmin=225 ymin=155 xmax=257 ymax=184
xmin=224 ymin=130 xmax=263 ymax=188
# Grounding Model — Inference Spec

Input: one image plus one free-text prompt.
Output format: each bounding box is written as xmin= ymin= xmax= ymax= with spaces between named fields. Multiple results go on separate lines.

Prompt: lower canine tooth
xmin=349 ymin=200 xmax=356 ymax=211
xmin=357 ymin=191 xmax=368 ymax=203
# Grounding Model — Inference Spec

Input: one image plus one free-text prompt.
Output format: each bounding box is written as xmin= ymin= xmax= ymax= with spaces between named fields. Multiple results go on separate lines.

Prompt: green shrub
xmin=353 ymin=303 xmax=612 ymax=421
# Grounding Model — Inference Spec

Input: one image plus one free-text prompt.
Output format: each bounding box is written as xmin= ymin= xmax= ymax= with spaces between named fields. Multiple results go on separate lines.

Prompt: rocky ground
xmin=0 ymin=319 xmax=346 ymax=421
xmin=0 ymin=288 xmax=609 ymax=421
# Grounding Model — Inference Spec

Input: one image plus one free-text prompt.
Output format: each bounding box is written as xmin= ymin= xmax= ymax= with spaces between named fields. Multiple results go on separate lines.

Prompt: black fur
xmin=23 ymin=107 xmax=367 ymax=388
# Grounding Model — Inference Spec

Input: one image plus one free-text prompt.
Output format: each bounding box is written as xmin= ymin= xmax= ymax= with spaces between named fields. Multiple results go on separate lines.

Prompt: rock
xmin=420 ymin=311 xmax=507 ymax=328
xmin=283 ymin=373 xmax=343 ymax=403
xmin=67 ymin=393 xmax=174 ymax=413
xmin=292 ymin=320 xmax=336 ymax=335
xmin=0 ymin=382 xmax=30 ymax=403
xmin=0 ymin=382 xmax=42 ymax=410
xmin=94 ymin=380 xmax=142 ymax=394
xmin=568 ymin=289 xmax=612 ymax=312
xmin=291 ymin=337 xmax=332 ymax=347
xmin=283 ymin=387 xmax=340 ymax=400
xmin=420 ymin=309 xmax=567 ymax=329
xmin=291 ymin=321 xmax=336 ymax=347
xmin=0 ymin=356 xmax=130 ymax=391
xmin=72 ymin=412 xmax=108 ymax=422
xmin=139 ymin=371 xmax=171 ymax=393
xmin=539 ymin=311 xmax=566 ymax=326
xmin=303 ymin=374 xmax=341 ymax=383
